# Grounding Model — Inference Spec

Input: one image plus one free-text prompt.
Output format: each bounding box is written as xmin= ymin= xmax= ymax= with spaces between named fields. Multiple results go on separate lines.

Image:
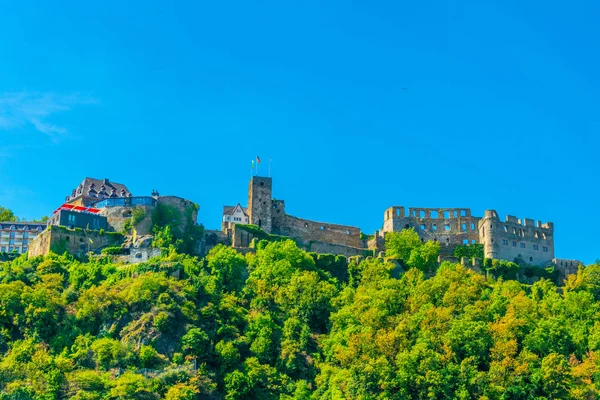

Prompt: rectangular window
xmin=420 ymin=224 xmax=426 ymax=230
xmin=512 ymin=241 xmax=517 ymax=247
xmin=432 ymin=224 xmax=437 ymax=231
xmin=471 ymin=223 xmax=476 ymax=230
xmin=520 ymin=243 xmax=526 ymax=248
xmin=543 ymin=246 xmax=549 ymax=252
xmin=461 ymin=223 xmax=467 ymax=232
xmin=533 ymin=245 xmax=539 ymax=251
xmin=502 ymin=239 xmax=508 ymax=245
xmin=444 ymin=224 xmax=451 ymax=231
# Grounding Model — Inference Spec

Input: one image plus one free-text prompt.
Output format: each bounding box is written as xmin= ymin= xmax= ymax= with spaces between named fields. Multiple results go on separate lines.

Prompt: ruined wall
xmin=479 ymin=210 xmax=555 ymax=266
xmin=383 ymin=206 xmax=480 ymax=254
xmin=553 ymin=258 xmax=581 ymax=282
xmin=248 ymin=177 xmax=273 ymax=233
xmin=158 ymin=196 xmax=198 ymax=235
xmin=99 ymin=205 xmax=155 ymax=234
xmin=276 ymin=214 xmax=362 ymax=248
xmin=28 ymin=227 xmax=117 ymax=258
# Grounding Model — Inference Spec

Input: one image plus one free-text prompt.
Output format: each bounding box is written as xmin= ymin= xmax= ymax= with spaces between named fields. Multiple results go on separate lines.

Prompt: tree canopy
xmin=0 ymin=237 xmax=597 ymax=399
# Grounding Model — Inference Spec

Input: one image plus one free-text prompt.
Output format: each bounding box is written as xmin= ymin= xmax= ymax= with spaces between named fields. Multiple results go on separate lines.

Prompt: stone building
xmin=382 ymin=206 xmax=480 ymax=254
xmin=381 ymin=205 xmax=560 ymax=267
xmin=0 ymin=222 xmax=46 ymax=254
xmin=479 ymin=210 xmax=554 ymax=266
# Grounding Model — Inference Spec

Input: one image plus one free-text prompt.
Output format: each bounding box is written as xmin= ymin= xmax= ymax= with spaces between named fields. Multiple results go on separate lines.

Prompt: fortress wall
xmin=479 ymin=210 xmax=555 ymax=266
xmin=278 ymin=214 xmax=362 ymax=248
xmin=382 ymin=206 xmax=481 ymax=253
xmin=28 ymin=228 xmax=114 ymax=258
xmin=100 ymin=204 xmax=155 ymax=234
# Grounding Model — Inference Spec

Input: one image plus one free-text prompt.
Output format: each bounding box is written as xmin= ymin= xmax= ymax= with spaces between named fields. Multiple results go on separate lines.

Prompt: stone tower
xmin=248 ymin=176 xmax=273 ymax=233
xmin=479 ymin=210 xmax=500 ymax=260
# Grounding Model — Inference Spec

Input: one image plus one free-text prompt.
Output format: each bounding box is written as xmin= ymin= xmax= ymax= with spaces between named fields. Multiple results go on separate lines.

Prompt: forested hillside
xmin=0 ymin=237 xmax=599 ymax=399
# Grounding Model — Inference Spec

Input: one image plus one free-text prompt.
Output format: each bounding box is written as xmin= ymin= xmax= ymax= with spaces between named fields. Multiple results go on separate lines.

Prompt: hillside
xmin=0 ymin=237 xmax=598 ymax=399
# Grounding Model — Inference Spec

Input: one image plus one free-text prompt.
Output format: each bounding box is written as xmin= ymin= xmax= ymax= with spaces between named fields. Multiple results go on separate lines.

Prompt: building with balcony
xmin=0 ymin=222 xmax=46 ymax=254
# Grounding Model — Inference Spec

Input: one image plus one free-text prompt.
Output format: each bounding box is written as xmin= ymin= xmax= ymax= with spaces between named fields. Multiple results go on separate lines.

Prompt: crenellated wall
xmin=382 ymin=206 xmax=480 ymax=254
xmin=479 ymin=210 xmax=554 ymax=266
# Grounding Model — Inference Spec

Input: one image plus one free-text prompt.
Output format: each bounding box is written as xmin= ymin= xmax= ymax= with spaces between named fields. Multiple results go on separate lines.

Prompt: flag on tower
xmin=256 ymin=156 xmax=261 ymax=163
xmin=251 ymin=160 xmax=255 ymax=169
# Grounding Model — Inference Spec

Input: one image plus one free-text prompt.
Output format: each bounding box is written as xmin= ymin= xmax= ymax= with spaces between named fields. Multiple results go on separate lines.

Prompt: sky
xmin=0 ymin=1 xmax=598 ymax=263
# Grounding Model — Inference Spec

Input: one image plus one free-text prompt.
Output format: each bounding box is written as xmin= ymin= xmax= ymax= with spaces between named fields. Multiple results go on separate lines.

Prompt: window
xmin=461 ymin=223 xmax=467 ymax=232
xmin=0 ymin=247 xmax=4 ymax=252
xmin=431 ymin=211 xmax=438 ymax=219
xmin=68 ymin=214 xmax=76 ymax=223
xmin=23 ymin=232 xmax=28 ymax=238
xmin=543 ymin=246 xmax=549 ymax=252
xmin=513 ymin=228 xmax=517 ymax=235
xmin=542 ymin=233 xmax=547 ymax=240
xmin=471 ymin=223 xmax=476 ymax=230
xmin=453 ymin=211 xmax=458 ymax=218
xmin=463 ymin=239 xmax=469 ymax=244
xmin=460 ymin=210 xmax=466 ymax=217
xmin=419 ymin=210 xmax=425 ymax=218
xmin=9 ymin=239 xmax=14 ymax=245
xmin=444 ymin=224 xmax=451 ymax=231
xmin=346 ymin=230 xmax=350 ymax=235
xmin=502 ymin=239 xmax=508 ymax=245
xmin=533 ymin=245 xmax=539 ymax=251
xmin=512 ymin=241 xmax=517 ymax=247
xmin=534 ymin=231 xmax=539 ymax=238
xmin=320 ymin=226 xmax=325 ymax=231
xmin=472 ymin=240 xmax=476 ymax=244
xmin=304 ymin=223 xmax=309 ymax=228
xmin=504 ymin=225 xmax=508 ymax=232
xmin=432 ymin=224 xmax=437 ymax=231
xmin=443 ymin=211 xmax=450 ymax=219
xmin=420 ymin=224 xmax=426 ymax=230
xmin=520 ymin=243 xmax=526 ymax=248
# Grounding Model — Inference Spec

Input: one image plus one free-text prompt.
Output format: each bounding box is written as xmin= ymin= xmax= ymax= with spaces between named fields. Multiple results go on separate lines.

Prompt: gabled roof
xmin=223 ymin=204 xmax=248 ymax=216
xmin=67 ymin=178 xmax=131 ymax=203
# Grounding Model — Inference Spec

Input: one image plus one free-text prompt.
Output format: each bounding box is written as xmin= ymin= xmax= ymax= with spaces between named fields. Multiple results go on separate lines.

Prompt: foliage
xmin=100 ymin=246 xmax=124 ymax=255
xmin=0 ymin=207 xmax=18 ymax=222
xmin=453 ymin=243 xmax=484 ymax=260
xmin=385 ymin=229 xmax=440 ymax=272
xmin=236 ymin=224 xmax=289 ymax=243
xmin=0 ymin=238 xmax=598 ymax=398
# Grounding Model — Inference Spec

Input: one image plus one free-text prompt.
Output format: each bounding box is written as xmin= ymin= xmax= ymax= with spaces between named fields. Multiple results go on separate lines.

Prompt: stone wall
xmin=553 ymin=258 xmax=581 ymax=281
xmin=99 ymin=205 xmax=155 ymax=234
xmin=307 ymin=240 xmax=370 ymax=258
xmin=382 ymin=206 xmax=480 ymax=254
xmin=28 ymin=227 xmax=119 ymax=258
xmin=479 ymin=210 xmax=554 ymax=266
xmin=276 ymin=214 xmax=362 ymax=248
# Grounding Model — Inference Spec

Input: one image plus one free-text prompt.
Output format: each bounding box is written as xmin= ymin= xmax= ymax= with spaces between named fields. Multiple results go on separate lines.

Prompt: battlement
xmin=385 ymin=206 xmax=472 ymax=221
xmin=483 ymin=210 xmax=554 ymax=231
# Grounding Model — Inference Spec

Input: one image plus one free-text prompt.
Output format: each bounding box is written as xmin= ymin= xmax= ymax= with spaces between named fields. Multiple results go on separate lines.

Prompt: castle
xmin=224 ymin=176 xmax=571 ymax=269
xmin=6 ymin=174 xmax=579 ymax=278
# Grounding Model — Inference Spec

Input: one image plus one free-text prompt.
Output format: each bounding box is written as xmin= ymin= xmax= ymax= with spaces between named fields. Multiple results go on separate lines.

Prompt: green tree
xmin=384 ymin=228 xmax=421 ymax=261
xmin=0 ymin=207 xmax=18 ymax=222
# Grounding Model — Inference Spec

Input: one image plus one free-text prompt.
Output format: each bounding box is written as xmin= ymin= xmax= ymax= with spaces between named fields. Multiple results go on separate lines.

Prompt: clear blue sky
xmin=1 ymin=1 xmax=598 ymax=263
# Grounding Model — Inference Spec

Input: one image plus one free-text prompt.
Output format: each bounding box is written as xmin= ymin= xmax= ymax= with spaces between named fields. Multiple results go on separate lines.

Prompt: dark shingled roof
xmin=67 ymin=178 xmax=132 ymax=204
xmin=223 ymin=204 xmax=248 ymax=216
